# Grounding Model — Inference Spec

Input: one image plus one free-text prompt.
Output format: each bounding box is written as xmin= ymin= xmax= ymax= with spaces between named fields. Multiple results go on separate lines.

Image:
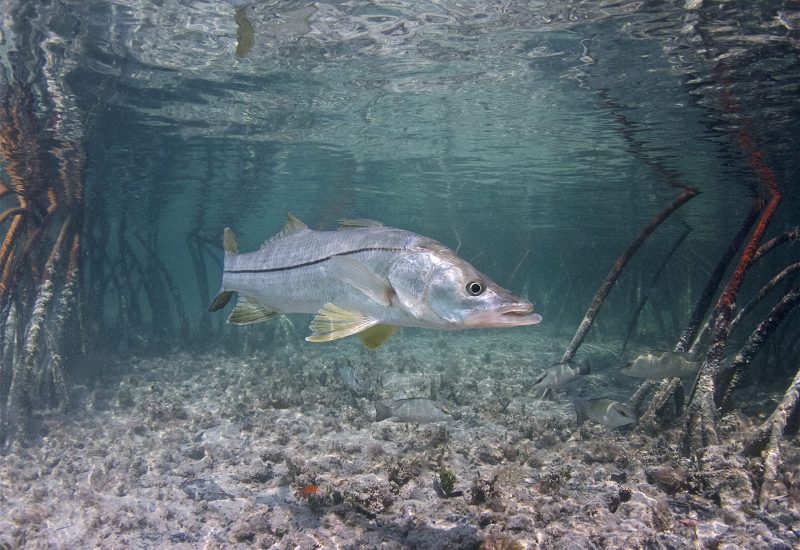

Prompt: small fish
xmin=209 ymin=212 xmax=542 ymax=348
xmin=374 ymin=398 xmax=452 ymax=424
xmin=180 ymin=478 xmax=232 ymax=501
xmin=574 ymin=398 xmax=636 ymax=428
xmin=530 ymin=360 xmax=589 ymax=392
xmin=334 ymin=359 xmax=365 ymax=395
xmin=621 ymin=351 xmax=701 ymax=379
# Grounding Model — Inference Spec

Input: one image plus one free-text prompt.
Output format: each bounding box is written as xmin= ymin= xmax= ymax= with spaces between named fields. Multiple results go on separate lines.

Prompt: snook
xmin=209 ymin=213 xmax=542 ymax=347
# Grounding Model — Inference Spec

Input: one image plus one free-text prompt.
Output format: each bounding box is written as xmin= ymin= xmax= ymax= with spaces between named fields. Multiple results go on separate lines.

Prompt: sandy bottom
xmin=1 ymin=326 xmax=798 ymax=549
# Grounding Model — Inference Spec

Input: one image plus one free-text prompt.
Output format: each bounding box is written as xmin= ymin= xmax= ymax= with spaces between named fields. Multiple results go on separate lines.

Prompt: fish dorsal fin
xmin=265 ymin=211 xmax=309 ymax=246
xmin=327 ymin=256 xmax=395 ymax=306
xmin=358 ymin=324 xmax=399 ymax=349
xmin=306 ymin=303 xmax=378 ymax=343
xmin=223 ymin=227 xmax=239 ymax=255
xmin=227 ymin=296 xmax=280 ymax=325
xmin=338 ymin=218 xmax=384 ymax=229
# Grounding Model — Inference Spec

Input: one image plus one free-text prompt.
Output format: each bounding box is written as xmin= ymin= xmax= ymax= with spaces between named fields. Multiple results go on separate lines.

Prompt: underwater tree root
xmin=621 ymin=223 xmax=690 ymax=354
xmin=681 ymin=116 xmax=782 ymax=457
xmin=730 ymin=261 xmax=800 ymax=332
xmin=744 ymin=361 xmax=800 ymax=508
xmin=561 ymin=188 xmax=697 ymax=363
xmin=635 ymin=203 xmax=761 ymax=429
xmin=718 ymin=283 xmax=800 ymax=410
xmin=0 ymin=80 xmax=85 ymax=445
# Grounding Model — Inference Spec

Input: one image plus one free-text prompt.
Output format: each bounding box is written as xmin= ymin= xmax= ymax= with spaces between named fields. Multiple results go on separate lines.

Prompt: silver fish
xmin=209 ymin=213 xmax=542 ymax=347
xmin=333 ymin=359 xmax=365 ymax=395
xmin=575 ymin=398 xmax=636 ymax=428
xmin=530 ymin=360 xmax=589 ymax=392
xmin=374 ymin=398 xmax=452 ymax=423
xmin=621 ymin=351 xmax=701 ymax=379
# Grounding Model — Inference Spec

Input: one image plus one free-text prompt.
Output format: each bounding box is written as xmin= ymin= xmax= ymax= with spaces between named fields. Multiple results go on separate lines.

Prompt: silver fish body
xmin=375 ymin=398 xmax=452 ymax=423
xmin=622 ymin=351 xmax=701 ymax=379
xmin=210 ymin=213 xmax=542 ymax=345
xmin=530 ymin=360 xmax=589 ymax=392
xmin=575 ymin=398 xmax=636 ymax=428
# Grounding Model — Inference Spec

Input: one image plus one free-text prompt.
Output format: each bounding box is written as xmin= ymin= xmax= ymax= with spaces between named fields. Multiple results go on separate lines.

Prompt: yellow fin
xmin=228 ymin=296 xmax=279 ymax=325
xmin=358 ymin=324 xmax=398 ymax=349
xmin=338 ymin=218 xmax=384 ymax=229
xmin=306 ymin=303 xmax=378 ymax=343
xmin=223 ymin=227 xmax=239 ymax=255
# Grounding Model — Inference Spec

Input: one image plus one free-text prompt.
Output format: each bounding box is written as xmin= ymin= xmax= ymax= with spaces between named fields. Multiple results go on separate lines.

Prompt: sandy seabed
xmin=1 ymin=325 xmax=798 ymax=549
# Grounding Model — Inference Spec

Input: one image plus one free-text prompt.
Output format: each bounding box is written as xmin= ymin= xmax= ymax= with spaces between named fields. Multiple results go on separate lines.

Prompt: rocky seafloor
xmin=1 ymin=324 xmax=798 ymax=549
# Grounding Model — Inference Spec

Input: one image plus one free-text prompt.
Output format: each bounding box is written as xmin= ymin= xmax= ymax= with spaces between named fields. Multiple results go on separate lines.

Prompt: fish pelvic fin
xmin=306 ymin=303 xmax=378 ymax=343
xmin=328 ymin=256 xmax=395 ymax=306
xmin=223 ymin=227 xmax=239 ymax=255
xmin=228 ymin=296 xmax=280 ymax=325
xmin=208 ymin=291 xmax=234 ymax=312
xmin=374 ymin=403 xmax=393 ymax=422
xmin=358 ymin=324 xmax=399 ymax=349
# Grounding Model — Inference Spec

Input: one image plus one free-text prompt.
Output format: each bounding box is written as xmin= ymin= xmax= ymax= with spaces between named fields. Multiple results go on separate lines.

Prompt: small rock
xmin=695 ymin=520 xmax=728 ymax=546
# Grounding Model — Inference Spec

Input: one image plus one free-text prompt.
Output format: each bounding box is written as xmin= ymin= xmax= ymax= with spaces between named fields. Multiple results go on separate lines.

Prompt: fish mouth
xmin=465 ymin=302 xmax=543 ymax=328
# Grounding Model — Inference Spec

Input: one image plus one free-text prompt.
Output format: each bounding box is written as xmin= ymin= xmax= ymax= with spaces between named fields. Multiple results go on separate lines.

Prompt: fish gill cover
xmin=0 ymin=0 xmax=799 ymax=548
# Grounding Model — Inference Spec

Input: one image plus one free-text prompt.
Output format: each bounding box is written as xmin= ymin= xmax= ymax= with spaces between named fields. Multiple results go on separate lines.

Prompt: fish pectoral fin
xmin=358 ymin=324 xmax=399 ymax=349
xmin=306 ymin=303 xmax=378 ymax=343
xmin=227 ymin=296 xmax=280 ymax=325
xmin=328 ymin=256 xmax=395 ymax=306
xmin=337 ymin=218 xmax=384 ymax=229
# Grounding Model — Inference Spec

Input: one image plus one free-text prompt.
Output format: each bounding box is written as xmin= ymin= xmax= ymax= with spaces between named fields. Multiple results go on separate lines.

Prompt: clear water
xmin=1 ymin=0 xmax=798 ymax=373
xmin=2 ymin=1 xmax=800 ymax=546
xmin=1 ymin=0 xmax=798 ymax=363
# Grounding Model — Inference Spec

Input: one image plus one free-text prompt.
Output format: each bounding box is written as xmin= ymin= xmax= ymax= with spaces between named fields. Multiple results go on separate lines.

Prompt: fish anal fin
xmin=358 ymin=324 xmax=398 ymax=349
xmin=338 ymin=218 xmax=384 ymax=229
xmin=306 ymin=303 xmax=378 ymax=343
xmin=223 ymin=228 xmax=239 ymax=255
xmin=328 ymin=256 xmax=394 ymax=306
xmin=265 ymin=211 xmax=308 ymax=246
xmin=228 ymin=296 xmax=280 ymax=325
xmin=209 ymin=291 xmax=234 ymax=312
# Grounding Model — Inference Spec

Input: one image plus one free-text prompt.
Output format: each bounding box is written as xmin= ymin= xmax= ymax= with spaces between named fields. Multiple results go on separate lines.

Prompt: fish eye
xmin=466 ymin=280 xmax=484 ymax=296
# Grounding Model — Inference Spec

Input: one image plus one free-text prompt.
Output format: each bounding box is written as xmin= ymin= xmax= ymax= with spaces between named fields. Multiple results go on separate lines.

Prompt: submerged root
xmin=637 ymin=377 xmax=682 ymax=433
xmin=743 ymin=363 xmax=800 ymax=508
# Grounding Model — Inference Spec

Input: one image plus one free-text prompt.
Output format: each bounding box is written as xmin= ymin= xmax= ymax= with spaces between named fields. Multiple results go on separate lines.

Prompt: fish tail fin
xmin=374 ymin=403 xmax=392 ymax=422
xmin=208 ymin=228 xmax=239 ymax=312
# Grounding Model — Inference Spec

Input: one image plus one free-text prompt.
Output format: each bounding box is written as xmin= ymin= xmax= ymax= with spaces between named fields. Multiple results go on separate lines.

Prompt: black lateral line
xmin=224 ymin=246 xmax=404 ymax=274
